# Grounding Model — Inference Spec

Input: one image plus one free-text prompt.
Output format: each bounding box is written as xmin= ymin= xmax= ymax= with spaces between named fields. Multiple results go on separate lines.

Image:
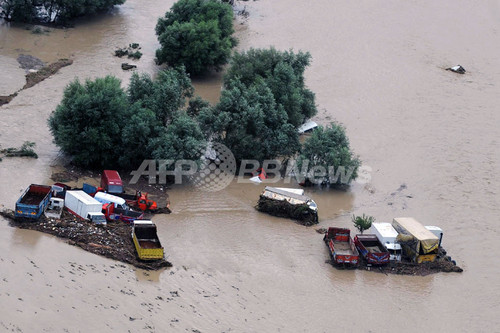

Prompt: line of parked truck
xmin=324 ymin=217 xmax=446 ymax=266
xmin=14 ymin=170 xmax=164 ymax=261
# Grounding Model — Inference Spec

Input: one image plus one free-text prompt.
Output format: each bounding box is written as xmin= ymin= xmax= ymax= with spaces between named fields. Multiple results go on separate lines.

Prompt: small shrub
xmin=128 ymin=51 xmax=142 ymax=60
xmin=352 ymin=214 xmax=375 ymax=234
xmin=115 ymin=48 xmax=128 ymax=57
xmin=1 ymin=141 xmax=38 ymax=158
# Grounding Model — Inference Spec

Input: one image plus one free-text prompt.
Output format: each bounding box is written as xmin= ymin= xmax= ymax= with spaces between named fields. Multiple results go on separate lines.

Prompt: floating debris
xmin=446 ymin=65 xmax=466 ymax=74
xmin=121 ymin=63 xmax=137 ymax=70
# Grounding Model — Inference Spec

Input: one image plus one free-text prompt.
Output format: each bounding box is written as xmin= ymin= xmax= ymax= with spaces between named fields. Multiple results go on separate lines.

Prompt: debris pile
xmin=355 ymin=258 xmax=463 ymax=276
xmin=0 ymin=209 xmax=171 ymax=270
xmin=446 ymin=65 xmax=466 ymax=74
xmin=114 ymin=43 xmax=142 ymax=59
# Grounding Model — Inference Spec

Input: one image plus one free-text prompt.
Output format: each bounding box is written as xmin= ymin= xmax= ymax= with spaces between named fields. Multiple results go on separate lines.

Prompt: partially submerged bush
xmin=0 ymin=141 xmax=38 ymax=158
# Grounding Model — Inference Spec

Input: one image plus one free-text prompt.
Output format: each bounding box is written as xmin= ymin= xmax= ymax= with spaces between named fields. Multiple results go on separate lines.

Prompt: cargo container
xmin=15 ymin=184 xmax=52 ymax=220
xmin=392 ymin=217 xmax=439 ymax=263
xmin=65 ymin=190 xmax=106 ymax=224
xmin=132 ymin=220 xmax=164 ymax=260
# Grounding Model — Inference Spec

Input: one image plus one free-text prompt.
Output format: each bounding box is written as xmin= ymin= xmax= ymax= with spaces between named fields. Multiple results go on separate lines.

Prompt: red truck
xmin=101 ymin=202 xmax=143 ymax=223
xmin=101 ymin=170 xmax=124 ymax=194
xmin=99 ymin=170 xmax=159 ymax=212
xmin=323 ymin=227 xmax=360 ymax=267
xmin=354 ymin=234 xmax=390 ymax=265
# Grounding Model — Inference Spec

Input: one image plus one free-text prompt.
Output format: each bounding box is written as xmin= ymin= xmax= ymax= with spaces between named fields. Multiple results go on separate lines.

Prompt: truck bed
xmin=354 ymin=234 xmax=390 ymax=265
xmin=365 ymin=245 xmax=385 ymax=253
xmin=332 ymin=240 xmax=355 ymax=255
xmin=114 ymin=207 xmax=143 ymax=218
xmin=138 ymin=239 xmax=161 ymax=249
xmin=20 ymin=191 xmax=48 ymax=205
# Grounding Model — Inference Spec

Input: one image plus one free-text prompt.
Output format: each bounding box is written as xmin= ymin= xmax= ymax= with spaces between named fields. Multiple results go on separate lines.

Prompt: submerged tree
xmin=1 ymin=0 xmax=126 ymax=24
xmin=49 ymin=69 xmax=211 ymax=170
xmin=128 ymin=67 xmax=194 ymax=126
xmin=48 ymin=76 xmax=129 ymax=168
xmin=155 ymin=0 xmax=236 ymax=75
xmin=200 ymin=79 xmax=300 ymax=163
xmin=297 ymin=123 xmax=360 ymax=186
xmin=224 ymin=48 xmax=317 ymax=128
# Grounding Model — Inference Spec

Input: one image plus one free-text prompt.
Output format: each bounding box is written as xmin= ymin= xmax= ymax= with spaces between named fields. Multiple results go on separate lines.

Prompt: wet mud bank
xmin=0 ymin=209 xmax=171 ymax=270
xmin=326 ymin=253 xmax=463 ymax=276
xmin=356 ymin=259 xmax=463 ymax=276
xmin=0 ymin=57 xmax=73 ymax=106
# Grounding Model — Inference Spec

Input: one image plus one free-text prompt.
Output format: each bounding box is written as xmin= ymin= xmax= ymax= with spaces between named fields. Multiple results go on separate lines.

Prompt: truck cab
xmin=45 ymin=197 xmax=64 ymax=219
xmin=101 ymin=170 xmax=123 ymax=194
xmin=87 ymin=212 xmax=107 ymax=225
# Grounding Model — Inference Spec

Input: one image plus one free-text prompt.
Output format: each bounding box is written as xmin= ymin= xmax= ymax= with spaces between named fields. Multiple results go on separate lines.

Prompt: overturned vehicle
xmin=256 ymin=187 xmax=318 ymax=226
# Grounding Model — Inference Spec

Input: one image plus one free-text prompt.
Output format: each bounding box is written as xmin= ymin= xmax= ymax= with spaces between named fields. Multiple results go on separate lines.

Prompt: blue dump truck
xmin=15 ymin=184 xmax=52 ymax=220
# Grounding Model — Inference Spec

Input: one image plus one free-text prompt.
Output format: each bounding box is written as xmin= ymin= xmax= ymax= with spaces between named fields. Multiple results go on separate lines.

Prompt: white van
xmin=94 ymin=192 xmax=129 ymax=210
xmin=370 ymin=222 xmax=402 ymax=261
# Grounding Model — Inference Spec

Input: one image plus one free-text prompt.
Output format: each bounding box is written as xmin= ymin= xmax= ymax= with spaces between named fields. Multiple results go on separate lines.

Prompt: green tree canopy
xmin=49 ymin=69 xmax=211 ymax=170
xmin=128 ymin=67 xmax=194 ymax=125
xmin=0 ymin=0 xmax=125 ymax=24
xmin=297 ymin=123 xmax=360 ymax=186
xmin=150 ymin=111 xmax=206 ymax=162
xmin=200 ymin=79 xmax=300 ymax=162
xmin=48 ymin=76 xmax=129 ymax=168
xmin=155 ymin=0 xmax=236 ymax=75
xmin=352 ymin=214 xmax=375 ymax=234
xmin=224 ymin=48 xmax=317 ymax=127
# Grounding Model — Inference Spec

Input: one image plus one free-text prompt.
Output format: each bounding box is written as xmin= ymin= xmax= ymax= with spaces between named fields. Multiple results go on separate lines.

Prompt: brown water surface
xmin=1 ymin=0 xmax=499 ymax=331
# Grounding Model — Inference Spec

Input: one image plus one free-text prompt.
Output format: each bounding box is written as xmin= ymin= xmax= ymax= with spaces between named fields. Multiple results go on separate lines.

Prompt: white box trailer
xmin=370 ymin=222 xmax=402 ymax=261
xmin=425 ymin=226 xmax=443 ymax=247
xmin=65 ymin=190 xmax=106 ymax=224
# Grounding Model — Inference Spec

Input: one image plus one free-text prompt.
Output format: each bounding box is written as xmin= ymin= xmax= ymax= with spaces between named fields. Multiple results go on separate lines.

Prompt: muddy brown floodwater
xmin=1 ymin=0 xmax=500 ymax=332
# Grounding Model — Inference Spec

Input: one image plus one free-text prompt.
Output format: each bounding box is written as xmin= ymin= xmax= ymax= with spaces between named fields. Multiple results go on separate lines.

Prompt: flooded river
xmin=1 ymin=0 xmax=500 ymax=331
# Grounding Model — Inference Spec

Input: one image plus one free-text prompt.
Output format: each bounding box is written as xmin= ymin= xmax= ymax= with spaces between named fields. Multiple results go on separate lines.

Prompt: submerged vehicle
xmin=132 ymin=220 xmax=164 ymax=260
xmin=392 ymin=217 xmax=439 ymax=263
xmin=256 ymin=186 xmax=318 ymax=225
xmin=370 ymin=222 xmax=402 ymax=261
xmin=44 ymin=197 xmax=64 ymax=219
xmin=354 ymin=234 xmax=390 ymax=265
xmin=15 ymin=184 xmax=52 ymax=220
xmin=323 ymin=227 xmax=359 ymax=266
xmin=65 ymin=190 xmax=107 ymax=225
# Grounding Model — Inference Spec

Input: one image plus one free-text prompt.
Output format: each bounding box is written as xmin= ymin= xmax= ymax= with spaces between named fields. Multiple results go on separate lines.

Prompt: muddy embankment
xmin=0 ymin=209 xmax=171 ymax=270
xmin=0 ymin=55 xmax=72 ymax=106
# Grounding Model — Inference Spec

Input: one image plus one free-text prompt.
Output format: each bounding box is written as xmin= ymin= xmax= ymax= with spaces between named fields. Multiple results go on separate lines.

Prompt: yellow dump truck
xmin=392 ymin=217 xmax=439 ymax=263
xmin=132 ymin=220 xmax=164 ymax=260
